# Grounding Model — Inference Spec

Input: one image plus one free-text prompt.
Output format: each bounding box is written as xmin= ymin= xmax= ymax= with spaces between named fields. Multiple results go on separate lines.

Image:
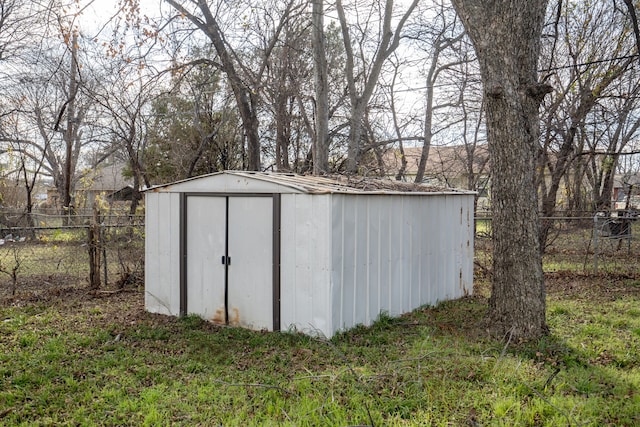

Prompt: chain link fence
xmin=1 ymin=210 xmax=638 ymax=299
xmin=475 ymin=213 xmax=640 ymax=275
xmin=0 ymin=212 xmax=144 ymax=299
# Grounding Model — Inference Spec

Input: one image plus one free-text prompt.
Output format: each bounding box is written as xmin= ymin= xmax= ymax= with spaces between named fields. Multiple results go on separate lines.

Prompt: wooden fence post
xmin=88 ymin=206 xmax=101 ymax=289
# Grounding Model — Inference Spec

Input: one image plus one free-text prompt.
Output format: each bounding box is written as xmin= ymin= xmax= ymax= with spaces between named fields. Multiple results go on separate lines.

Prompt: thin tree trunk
xmin=415 ymin=73 xmax=435 ymax=183
xmin=63 ymin=33 xmax=78 ymax=224
xmin=312 ymin=0 xmax=329 ymax=175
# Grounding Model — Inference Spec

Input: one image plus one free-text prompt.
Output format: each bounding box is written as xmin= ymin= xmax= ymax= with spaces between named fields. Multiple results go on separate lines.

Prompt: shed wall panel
xmin=444 ymin=196 xmax=461 ymax=299
xmin=408 ymin=197 xmax=424 ymax=309
xmin=425 ymin=198 xmax=436 ymax=304
xmin=433 ymin=197 xmax=446 ymax=302
xmin=454 ymin=197 xmax=465 ymax=297
xmin=354 ymin=197 xmax=369 ymax=326
xmin=460 ymin=196 xmax=474 ymax=294
xmin=400 ymin=197 xmax=412 ymax=313
xmin=376 ymin=199 xmax=392 ymax=319
xmin=437 ymin=197 xmax=450 ymax=301
xmin=339 ymin=197 xmax=356 ymax=327
xmin=330 ymin=194 xmax=475 ymax=333
xmin=331 ymin=195 xmax=412 ymax=331
xmin=280 ymin=194 xmax=332 ymax=337
xmin=389 ymin=198 xmax=404 ymax=316
xmin=145 ymin=192 xmax=181 ymax=315
xmin=367 ymin=201 xmax=381 ymax=321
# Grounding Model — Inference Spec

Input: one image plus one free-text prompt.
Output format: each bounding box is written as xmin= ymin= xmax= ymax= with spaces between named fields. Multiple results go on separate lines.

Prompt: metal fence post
xmin=102 ymin=222 xmax=108 ymax=286
xmin=593 ymin=214 xmax=598 ymax=273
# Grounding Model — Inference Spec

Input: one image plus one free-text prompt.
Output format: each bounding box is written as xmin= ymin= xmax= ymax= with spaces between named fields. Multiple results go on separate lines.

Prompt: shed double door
xmin=185 ymin=195 xmax=274 ymax=330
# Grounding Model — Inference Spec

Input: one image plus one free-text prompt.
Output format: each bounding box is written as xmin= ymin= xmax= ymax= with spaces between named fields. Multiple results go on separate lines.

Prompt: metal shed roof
xmin=146 ymin=171 xmax=476 ymax=195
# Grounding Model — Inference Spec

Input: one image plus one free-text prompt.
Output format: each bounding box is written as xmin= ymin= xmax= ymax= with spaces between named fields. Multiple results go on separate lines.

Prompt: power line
xmin=539 ymin=54 xmax=640 ymax=72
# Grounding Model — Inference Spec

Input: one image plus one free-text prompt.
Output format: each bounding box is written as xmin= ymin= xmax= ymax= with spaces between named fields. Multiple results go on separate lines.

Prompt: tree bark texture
xmin=451 ymin=0 xmax=550 ymax=340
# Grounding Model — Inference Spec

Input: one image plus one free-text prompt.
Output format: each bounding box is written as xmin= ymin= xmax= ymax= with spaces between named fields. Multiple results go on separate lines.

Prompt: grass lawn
xmin=1 ymin=274 xmax=639 ymax=426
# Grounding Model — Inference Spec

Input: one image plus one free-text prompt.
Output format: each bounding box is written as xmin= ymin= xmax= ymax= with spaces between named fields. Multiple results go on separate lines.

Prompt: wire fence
xmin=0 ymin=212 xmax=637 ymax=299
xmin=0 ymin=213 xmax=144 ymax=299
xmin=475 ymin=214 xmax=640 ymax=276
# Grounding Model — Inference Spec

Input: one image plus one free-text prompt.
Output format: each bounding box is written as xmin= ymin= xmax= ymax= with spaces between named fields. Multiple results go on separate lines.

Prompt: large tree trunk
xmin=452 ymin=0 xmax=550 ymax=341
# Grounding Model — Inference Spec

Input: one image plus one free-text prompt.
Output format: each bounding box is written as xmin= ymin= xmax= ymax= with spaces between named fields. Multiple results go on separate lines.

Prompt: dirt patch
xmin=1 ymin=276 xmax=147 ymax=331
xmin=545 ymin=271 xmax=640 ymax=301
xmin=0 ymin=274 xmax=83 ymax=303
xmin=2 ymin=270 xmax=639 ymax=338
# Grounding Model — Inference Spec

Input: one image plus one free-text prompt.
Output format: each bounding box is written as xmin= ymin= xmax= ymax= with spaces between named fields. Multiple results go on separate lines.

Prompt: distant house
xmin=383 ymin=145 xmax=490 ymax=207
xmin=613 ymin=173 xmax=640 ymax=210
xmin=78 ymin=162 xmax=135 ymax=211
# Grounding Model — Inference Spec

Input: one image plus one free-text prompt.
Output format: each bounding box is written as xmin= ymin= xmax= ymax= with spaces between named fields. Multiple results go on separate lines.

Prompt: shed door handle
xmin=221 ymin=256 xmax=231 ymax=266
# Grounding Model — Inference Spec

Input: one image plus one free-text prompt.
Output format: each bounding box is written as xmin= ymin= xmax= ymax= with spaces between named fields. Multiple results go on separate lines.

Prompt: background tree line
xmin=1 ymin=0 xmax=637 ymax=222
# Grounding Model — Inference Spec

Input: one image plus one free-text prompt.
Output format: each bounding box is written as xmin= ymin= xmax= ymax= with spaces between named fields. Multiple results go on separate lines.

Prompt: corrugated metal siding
xmin=443 ymin=195 xmax=459 ymax=300
xmin=331 ymin=194 xmax=474 ymax=333
xmin=145 ymin=192 xmax=181 ymax=316
xmin=366 ymin=198 xmax=381 ymax=328
xmin=280 ymin=194 xmax=332 ymax=337
xmin=461 ymin=196 xmax=474 ymax=294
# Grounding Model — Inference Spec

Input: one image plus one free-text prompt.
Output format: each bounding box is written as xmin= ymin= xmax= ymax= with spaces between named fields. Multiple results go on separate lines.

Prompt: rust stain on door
xmin=211 ymin=307 xmax=226 ymax=325
xmin=228 ymin=307 xmax=240 ymax=326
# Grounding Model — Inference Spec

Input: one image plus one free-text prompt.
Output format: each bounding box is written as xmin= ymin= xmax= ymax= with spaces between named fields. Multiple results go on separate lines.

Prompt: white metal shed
xmin=145 ymin=171 xmax=475 ymax=338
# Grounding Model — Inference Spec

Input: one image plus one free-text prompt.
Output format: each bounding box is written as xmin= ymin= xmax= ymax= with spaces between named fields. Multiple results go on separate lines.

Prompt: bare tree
xmin=537 ymin=1 xmax=638 ymax=245
xmin=336 ymin=0 xmax=418 ymax=173
xmin=85 ymin=56 xmax=155 ymax=215
xmin=0 ymin=35 xmax=96 ymax=216
xmin=260 ymin=8 xmax=314 ymax=172
xmin=164 ymin=0 xmax=305 ymax=171
xmin=407 ymin=1 xmax=467 ymax=183
xmin=0 ymin=0 xmax=45 ymax=64
xmin=458 ymin=69 xmax=488 ymax=210
xmin=0 ymin=0 xmax=78 ymax=212
xmin=61 ymin=32 xmax=80 ymax=220
xmin=585 ymin=70 xmax=640 ymax=211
